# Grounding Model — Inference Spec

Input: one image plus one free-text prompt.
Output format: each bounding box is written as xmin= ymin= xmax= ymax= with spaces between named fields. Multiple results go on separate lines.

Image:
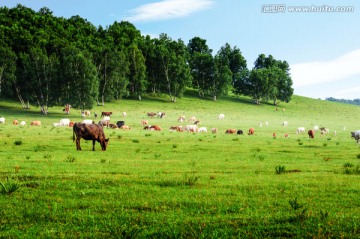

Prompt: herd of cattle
xmin=1 ymin=111 xmax=360 ymax=151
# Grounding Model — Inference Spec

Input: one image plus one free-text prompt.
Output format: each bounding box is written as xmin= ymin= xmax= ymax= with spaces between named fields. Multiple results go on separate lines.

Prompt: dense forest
xmin=326 ymin=97 xmax=360 ymax=106
xmin=0 ymin=4 xmax=293 ymax=113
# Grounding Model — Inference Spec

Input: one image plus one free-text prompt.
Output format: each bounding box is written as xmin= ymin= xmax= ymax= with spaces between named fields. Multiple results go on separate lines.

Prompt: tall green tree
xmin=0 ymin=42 xmax=17 ymax=98
xmin=18 ymin=47 xmax=59 ymax=114
xmin=254 ymin=54 xmax=293 ymax=105
xmin=210 ymin=50 xmax=232 ymax=101
xmin=128 ymin=43 xmax=146 ymax=100
xmin=59 ymin=46 xmax=99 ymax=110
xmin=187 ymin=37 xmax=214 ymax=97
xmin=156 ymin=34 xmax=192 ymax=102
xmin=140 ymin=35 xmax=162 ymax=93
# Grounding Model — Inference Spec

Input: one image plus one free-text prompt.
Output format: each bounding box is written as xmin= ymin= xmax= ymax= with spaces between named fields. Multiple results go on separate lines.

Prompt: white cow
xmin=53 ymin=122 xmax=61 ymax=127
xmin=282 ymin=121 xmax=288 ymax=126
xmin=218 ymin=114 xmax=225 ymax=120
xmin=185 ymin=125 xmax=198 ymax=132
xmin=296 ymin=127 xmax=306 ymax=134
xmin=122 ymin=112 xmax=127 ymax=117
xmin=81 ymin=119 xmax=94 ymax=124
xmin=59 ymin=118 xmax=70 ymax=127
xmin=313 ymin=126 xmax=319 ymax=132
xmin=211 ymin=128 xmax=218 ymax=134
xmin=0 ymin=117 xmax=5 ymax=124
xmin=198 ymin=127 xmax=207 ymax=133
xmin=20 ymin=121 xmax=26 ymax=126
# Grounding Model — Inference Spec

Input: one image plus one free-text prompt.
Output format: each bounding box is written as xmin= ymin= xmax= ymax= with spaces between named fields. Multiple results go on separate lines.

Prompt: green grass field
xmin=1 ymin=92 xmax=360 ymax=238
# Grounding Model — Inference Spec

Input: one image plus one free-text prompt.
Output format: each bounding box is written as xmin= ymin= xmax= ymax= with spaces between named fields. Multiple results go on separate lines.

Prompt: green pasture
xmin=1 ymin=93 xmax=360 ymax=238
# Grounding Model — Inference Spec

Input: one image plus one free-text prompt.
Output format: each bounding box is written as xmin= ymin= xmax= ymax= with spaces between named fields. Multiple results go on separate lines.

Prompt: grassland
xmin=1 ymin=92 xmax=360 ymax=238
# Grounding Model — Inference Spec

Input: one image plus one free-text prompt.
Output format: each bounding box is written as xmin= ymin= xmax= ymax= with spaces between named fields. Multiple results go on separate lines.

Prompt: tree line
xmin=0 ymin=4 xmax=294 ymax=113
xmin=326 ymin=97 xmax=360 ymax=106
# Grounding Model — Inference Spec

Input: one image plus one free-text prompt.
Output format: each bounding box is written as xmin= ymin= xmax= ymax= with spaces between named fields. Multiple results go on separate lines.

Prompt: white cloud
xmin=334 ymin=86 xmax=360 ymax=98
xmin=291 ymin=49 xmax=360 ymax=88
xmin=125 ymin=0 xmax=214 ymax=22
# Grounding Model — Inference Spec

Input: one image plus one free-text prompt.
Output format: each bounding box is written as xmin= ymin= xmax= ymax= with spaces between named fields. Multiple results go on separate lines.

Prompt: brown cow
xmin=225 ymin=129 xmax=237 ymax=134
xmin=120 ymin=125 xmax=130 ymax=130
xmin=150 ymin=125 xmax=162 ymax=131
xmin=211 ymin=128 xmax=218 ymax=134
xmin=13 ymin=120 xmax=18 ymax=125
xmin=73 ymin=123 xmax=109 ymax=151
xmin=147 ymin=112 xmax=157 ymax=118
xmin=30 ymin=120 xmax=41 ymax=126
xmin=101 ymin=112 xmax=112 ymax=117
xmin=308 ymin=129 xmax=315 ymax=138
xmin=169 ymin=126 xmax=183 ymax=132
xmin=141 ymin=120 xmax=148 ymax=125
xmin=69 ymin=121 xmax=75 ymax=127
xmin=248 ymin=128 xmax=255 ymax=135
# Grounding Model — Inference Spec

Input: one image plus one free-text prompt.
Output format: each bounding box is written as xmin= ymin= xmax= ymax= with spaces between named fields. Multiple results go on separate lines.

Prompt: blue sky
xmin=2 ymin=0 xmax=360 ymax=99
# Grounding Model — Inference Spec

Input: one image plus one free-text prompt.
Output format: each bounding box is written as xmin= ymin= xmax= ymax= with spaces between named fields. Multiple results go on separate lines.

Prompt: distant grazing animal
xmin=120 ymin=125 xmax=130 ymax=130
xmin=259 ymin=122 xmax=263 ymax=127
xmin=265 ymin=122 xmax=269 ymax=127
xmin=60 ymin=118 xmax=70 ymax=127
xmin=296 ymin=127 xmax=305 ymax=134
xmin=218 ymin=114 xmax=225 ymax=120
xmin=73 ymin=123 xmax=109 ymax=151
xmin=284 ymin=133 xmax=289 ymax=138
xmin=145 ymin=125 xmax=161 ymax=131
xmin=169 ymin=126 xmax=183 ymax=132
xmin=84 ymin=110 xmax=91 ymax=117
xmin=351 ymin=130 xmax=360 ymax=144
xmin=30 ymin=120 xmax=41 ymax=126
xmin=116 ymin=121 xmax=125 ymax=128
xmin=189 ymin=116 xmax=196 ymax=122
xmin=194 ymin=120 xmax=200 ymax=125
xmin=237 ymin=130 xmax=243 ymax=135
xmin=308 ymin=129 xmax=315 ymax=138
xmin=313 ymin=126 xmax=319 ymax=131
xmin=185 ymin=125 xmax=198 ymax=132
xmin=211 ymin=128 xmax=218 ymax=134
xmin=158 ymin=112 xmax=165 ymax=118
xmin=99 ymin=117 xmax=110 ymax=127
xmin=109 ymin=124 xmax=118 ymax=129
xmin=13 ymin=120 xmax=18 ymax=125
xmin=147 ymin=112 xmax=157 ymax=118
xmin=141 ymin=120 xmax=148 ymax=125
xmin=282 ymin=121 xmax=288 ymax=126
xmin=248 ymin=128 xmax=255 ymax=135
xmin=178 ymin=116 xmax=185 ymax=122
xmin=53 ymin=122 xmax=61 ymax=127
xmin=0 ymin=117 xmax=5 ymax=124
xmin=150 ymin=125 xmax=162 ymax=131
xmin=320 ymin=128 xmax=329 ymax=135
xmin=20 ymin=121 xmax=26 ymax=126
xmin=334 ymin=131 xmax=337 ymax=136
xmin=82 ymin=119 xmax=94 ymax=125
xmin=225 ymin=129 xmax=237 ymax=134
xmin=101 ymin=112 xmax=112 ymax=117
xmin=94 ymin=113 xmax=98 ymax=118
xmin=122 ymin=112 xmax=127 ymax=117
xmin=198 ymin=127 xmax=207 ymax=133
xmin=272 ymin=132 xmax=276 ymax=138
xmin=63 ymin=104 xmax=71 ymax=114
xmin=69 ymin=121 xmax=75 ymax=127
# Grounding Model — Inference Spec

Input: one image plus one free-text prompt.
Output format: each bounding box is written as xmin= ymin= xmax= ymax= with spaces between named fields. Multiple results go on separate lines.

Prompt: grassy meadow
xmin=1 ymin=92 xmax=360 ymax=238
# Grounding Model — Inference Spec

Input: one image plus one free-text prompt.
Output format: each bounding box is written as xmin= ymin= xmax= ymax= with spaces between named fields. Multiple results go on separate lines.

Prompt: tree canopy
xmin=0 ymin=4 xmax=294 ymax=113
